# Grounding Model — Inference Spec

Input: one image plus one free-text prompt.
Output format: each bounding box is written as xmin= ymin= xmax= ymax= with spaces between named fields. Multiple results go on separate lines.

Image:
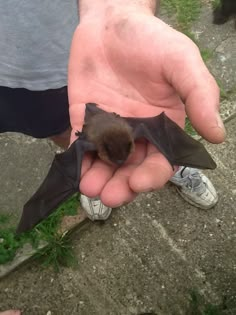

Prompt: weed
xmin=185 ymin=118 xmax=198 ymax=136
xmin=34 ymin=231 xmax=77 ymax=271
xmin=211 ymin=0 xmax=221 ymax=10
xmin=0 ymin=193 xmax=79 ymax=267
xmin=0 ymin=214 xmax=11 ymax=224
xmin=201 ymin=49 xmax=214 ymax=63
xmin=186 ymin=289 xmax=232 ymax=315
xmin=0 ymin=228 xmax=22 ymax=264
xmin=162 ymin=0 xmax=201 ymax=31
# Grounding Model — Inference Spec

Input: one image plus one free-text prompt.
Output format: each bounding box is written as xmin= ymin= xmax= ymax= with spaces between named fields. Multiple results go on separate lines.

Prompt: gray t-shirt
xmin=0 ymin=1 xmax=79 ymax=90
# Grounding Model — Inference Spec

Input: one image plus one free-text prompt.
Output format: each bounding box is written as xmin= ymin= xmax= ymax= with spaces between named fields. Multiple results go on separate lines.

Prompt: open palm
xmin=68 ymin=11 xmax=224 ymax=207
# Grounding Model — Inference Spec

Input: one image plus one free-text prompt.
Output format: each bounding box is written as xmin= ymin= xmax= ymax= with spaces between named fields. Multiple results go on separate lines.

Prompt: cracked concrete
xmin=0 ymin=134 xmax=57 ymax=225
xmin=191 ymin=5 xmax=236 ymax=92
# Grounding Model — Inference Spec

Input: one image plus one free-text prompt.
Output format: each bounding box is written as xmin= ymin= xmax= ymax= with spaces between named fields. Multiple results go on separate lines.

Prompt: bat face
xmin=83 ymin=110 xmax=135 ymax=166
xmin=97 ymin=128 xmax=134 ymax=165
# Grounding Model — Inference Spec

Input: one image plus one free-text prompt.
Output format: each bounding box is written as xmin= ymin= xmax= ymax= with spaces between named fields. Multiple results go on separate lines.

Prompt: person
xmin=0 ymin=1 xmax=225 ymax=314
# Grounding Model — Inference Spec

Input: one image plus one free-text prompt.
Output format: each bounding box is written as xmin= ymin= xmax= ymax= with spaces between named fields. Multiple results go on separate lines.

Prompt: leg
xmin=0 ymin=86 xmax=112 ymax=222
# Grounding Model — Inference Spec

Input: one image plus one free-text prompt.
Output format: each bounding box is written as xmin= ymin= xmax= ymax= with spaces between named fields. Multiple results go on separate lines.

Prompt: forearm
xmin=78 ymin=0 xmax=159 ymax=19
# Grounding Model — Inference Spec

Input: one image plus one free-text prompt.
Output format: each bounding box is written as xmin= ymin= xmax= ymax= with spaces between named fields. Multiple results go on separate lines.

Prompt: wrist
xmin=79 ymin=0 xmax=158 ymax=21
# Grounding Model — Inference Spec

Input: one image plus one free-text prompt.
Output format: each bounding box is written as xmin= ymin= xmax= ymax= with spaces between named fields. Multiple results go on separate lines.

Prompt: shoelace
xmin=89 ymin=198 xmax=109 ymax=217
xmin=180 ymin=168 xmax=206 ymax=194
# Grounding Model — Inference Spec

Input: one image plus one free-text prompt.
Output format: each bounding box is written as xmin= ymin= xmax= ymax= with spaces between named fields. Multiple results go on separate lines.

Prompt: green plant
xmin=201 ymin=49 xmax=214 ymax=63
xmin=211 ymin=0 xmax=221 ymax=10
xmin=186 ymin=290 xmax=231 ymax=315
xmin=162 ymin=0 xmax=201 ymax=31
xmin=34 ymin=231 xmax=77 ymax=271
xmin=0 ymin=194 xmax=79 ymax=267
xmin=0 ymin=228 xmax=22 ymax=264
xmin=0 ymin=213 xmax=11 ymax=224
xmin=185 ymin=118 xmax=198 ymax=136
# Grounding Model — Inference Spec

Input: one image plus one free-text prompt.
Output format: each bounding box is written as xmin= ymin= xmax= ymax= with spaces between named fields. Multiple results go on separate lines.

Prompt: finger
xmin=129 ymin=144 xmax=176 ymax=192
xmin=69 ymin=106 xmax=86 ymax=140
xmin=79 ymin=159 xmax=116 ymax=197
xmin=100 ymin=165 xmax=138 ymax=207
xmin=100 ymin=142 xmax=146 ymax=206
xmin=165 ymin=33 xmax=226 ymax=143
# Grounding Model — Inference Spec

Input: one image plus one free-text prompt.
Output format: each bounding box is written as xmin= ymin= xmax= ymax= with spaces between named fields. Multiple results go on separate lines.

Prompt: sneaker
xmin=80 ymin=195 xmax=112 ymax=221
xmin=169 ymin=167 xmax=218 ymax=209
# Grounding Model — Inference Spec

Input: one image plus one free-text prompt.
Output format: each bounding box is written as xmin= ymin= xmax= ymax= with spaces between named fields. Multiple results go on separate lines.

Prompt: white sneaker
xmin=80 ymin=195 xmax=112 ymax=221
xmin=169 ymin=167 xmax=218 ymax=209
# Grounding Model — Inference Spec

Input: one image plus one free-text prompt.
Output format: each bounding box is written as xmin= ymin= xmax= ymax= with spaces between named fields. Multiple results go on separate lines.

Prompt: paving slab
xmin=0 ymin=133 xmax=56 ymax=223
xmin=191 ymin=5 xmax=236 ymax=92
xmin=0 ymin=115 xmax=235 ymax=315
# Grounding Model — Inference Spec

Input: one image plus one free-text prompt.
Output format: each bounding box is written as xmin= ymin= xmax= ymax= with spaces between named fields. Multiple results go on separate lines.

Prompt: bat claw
xmin=75 ymin=130 xmax=82 ymax=137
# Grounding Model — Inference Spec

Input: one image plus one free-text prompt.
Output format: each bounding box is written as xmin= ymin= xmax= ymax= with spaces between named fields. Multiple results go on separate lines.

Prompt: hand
xmin=68 ymin=9 xmax=225 ymax=207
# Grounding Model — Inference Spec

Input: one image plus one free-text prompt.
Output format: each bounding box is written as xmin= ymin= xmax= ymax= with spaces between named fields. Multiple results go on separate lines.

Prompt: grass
xmin=201 ymin=49 xmax=214 ymax=63
xmin=0 ymin=193 xmax=79 ymax=269
xmin=186 ymin=290 xmax=232 ymax=315
xmin=0 ymin=214 xmax=11 ymax=225
xmin=161 ymin=0 xmax=215 ymax=63
xmin=0 ymin=228 xmax=23 ymax=264
xmin=34 ymin=231 xmax=77 ymax=271
xmin=185 ymin=118 xmax=198 ymax=136
xmin=161 ymin=0 xmax=234 ymax=125
xmin=161 ymin=0 xmax=201 ymax=31
xmin=211 ymin=0 xmax=221 ymax=10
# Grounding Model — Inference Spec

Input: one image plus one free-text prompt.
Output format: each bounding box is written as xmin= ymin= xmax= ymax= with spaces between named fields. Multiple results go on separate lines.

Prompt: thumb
xmin=166 ymin=35 xmax=226 ymax=144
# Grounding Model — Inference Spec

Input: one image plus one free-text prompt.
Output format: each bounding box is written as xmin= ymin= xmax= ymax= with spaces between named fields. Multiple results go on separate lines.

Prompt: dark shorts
xmin=0 ymin=86 xmax=71 ymax=138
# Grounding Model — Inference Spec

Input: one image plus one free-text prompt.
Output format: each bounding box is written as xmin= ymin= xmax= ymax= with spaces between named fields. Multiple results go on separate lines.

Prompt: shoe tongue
xmin=181 ymin=167 xmax=191 ymax=178
xmin=181 ymin=168 xmax=202 ymax=190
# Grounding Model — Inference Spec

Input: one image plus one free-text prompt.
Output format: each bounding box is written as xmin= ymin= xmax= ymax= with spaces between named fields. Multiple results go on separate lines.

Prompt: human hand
xmin=68 ymin=7 xmax=225 ymax=207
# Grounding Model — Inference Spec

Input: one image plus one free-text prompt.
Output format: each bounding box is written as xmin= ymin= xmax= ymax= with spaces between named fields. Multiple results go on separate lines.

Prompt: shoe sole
xmin=175 ymin=187 xmax=219 ymax=210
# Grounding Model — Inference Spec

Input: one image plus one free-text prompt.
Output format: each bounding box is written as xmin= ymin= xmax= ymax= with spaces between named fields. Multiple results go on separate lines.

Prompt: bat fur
xmin=77 ymin=112 xmax=134 ymax=165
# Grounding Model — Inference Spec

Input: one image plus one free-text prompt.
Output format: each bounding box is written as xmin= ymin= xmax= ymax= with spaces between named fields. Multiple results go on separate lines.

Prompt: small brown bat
xmin=76 ymin=112 xmax=134 ymax=165
xmin=213 ymin=0 xmax=236 ymax=26
xmin=16 ymin=103 xmax=216 ymax=234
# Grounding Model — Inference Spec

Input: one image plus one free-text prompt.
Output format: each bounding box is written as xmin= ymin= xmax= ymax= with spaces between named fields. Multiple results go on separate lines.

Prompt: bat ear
xmin=85 ymin=103 xmax=105 ymax=123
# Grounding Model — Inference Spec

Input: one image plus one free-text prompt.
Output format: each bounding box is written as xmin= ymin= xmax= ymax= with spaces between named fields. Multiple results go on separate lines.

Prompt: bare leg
xmin=50 ymin=127 xmax=72 ymax=150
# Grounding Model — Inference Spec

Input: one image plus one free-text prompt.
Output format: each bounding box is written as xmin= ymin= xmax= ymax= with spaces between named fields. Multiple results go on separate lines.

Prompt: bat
xmin=76 ymin=109 xmax=135 ymax=166
xmin=16 ymin=103 xmax=216 ymax=234
xmin=213 ymin=0 xmax=236 ymax=26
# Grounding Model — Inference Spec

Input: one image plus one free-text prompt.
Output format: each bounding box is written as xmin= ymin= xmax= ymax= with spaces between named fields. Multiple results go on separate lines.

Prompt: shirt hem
xmin=0 ymin=78 xmax=68 ymax=91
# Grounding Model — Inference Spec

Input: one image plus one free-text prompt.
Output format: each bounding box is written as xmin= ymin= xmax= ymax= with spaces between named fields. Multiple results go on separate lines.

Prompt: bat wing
xmin=125 ymin=112 xmax=216 ymax=170
xmin=16 ymin=139 xmax=96 ymax=234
